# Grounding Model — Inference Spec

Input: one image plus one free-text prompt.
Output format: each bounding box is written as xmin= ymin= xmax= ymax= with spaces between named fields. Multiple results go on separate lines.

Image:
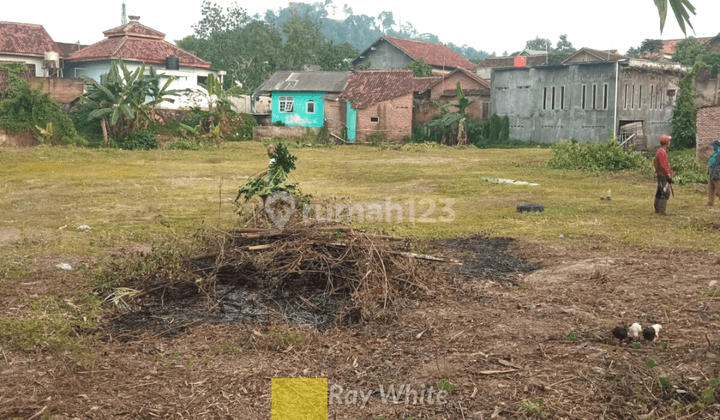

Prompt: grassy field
xmin=1 ymin=142 xmax=718 ymax=264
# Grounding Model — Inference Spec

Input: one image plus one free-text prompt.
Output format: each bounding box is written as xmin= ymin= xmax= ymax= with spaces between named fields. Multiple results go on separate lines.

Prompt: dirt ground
xmin=2 ymin=234 xmax=720 ymax=419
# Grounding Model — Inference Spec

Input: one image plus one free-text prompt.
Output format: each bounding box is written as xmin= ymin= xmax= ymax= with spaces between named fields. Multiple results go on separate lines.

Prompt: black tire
xmin=517 ymin=203 xmax=544 ymax=213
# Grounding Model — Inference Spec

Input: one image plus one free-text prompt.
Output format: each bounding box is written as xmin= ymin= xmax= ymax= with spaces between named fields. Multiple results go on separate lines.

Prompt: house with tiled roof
xmin=63 ymin=15 xmax=215 ymax=109
xmin=341 ymin=70 xmax=415 ymax=142
xmin=414 ymin=67 xmax=492 ymax=125
xmin=254 ymin=71 xmax=351 ymax=133
xmin=0 ymin=21 xmax=63 ymax=77
xmin=352 ymin=36 xmax=476 ymax=74
xmin=475 ymin=54 xmax=547 ymax=78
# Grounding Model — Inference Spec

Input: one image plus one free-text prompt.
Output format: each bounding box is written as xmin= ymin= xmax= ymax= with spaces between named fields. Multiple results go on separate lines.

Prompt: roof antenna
xmin=121 ymin=1 xmax=127 ymax=25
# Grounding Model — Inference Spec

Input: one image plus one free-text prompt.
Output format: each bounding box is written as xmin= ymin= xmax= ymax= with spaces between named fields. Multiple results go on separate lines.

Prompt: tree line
xmin=177 ymin=1 xmax=489 ymax=94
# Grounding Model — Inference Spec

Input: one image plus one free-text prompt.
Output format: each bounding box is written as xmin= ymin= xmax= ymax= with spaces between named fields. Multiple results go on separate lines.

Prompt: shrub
xmin=466 ymin=119 xmax=489 ymax=143
xmin=489 ymin=114 xmax=502 ymax=141
xmin=547 ymin=137 xmax=647 ymax=172
xmin=0 ymin=64 xmax=82 ymax=145
xmin=668 ymin=149 xmax=708 ymax=185
xmin=113 ymin=128 xmax=159 ymax=150
xmin=499 ymin=116 xmax=510 ymax=142
xmin=225 ymin=112 xmax=257 ymax=141
xmin=366 ymin=132 xmax=384 ymax=146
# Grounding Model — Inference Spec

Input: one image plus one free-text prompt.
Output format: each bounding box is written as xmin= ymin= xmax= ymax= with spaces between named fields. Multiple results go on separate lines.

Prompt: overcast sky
xmin=5 ymin=0 xmax=720 ymax=56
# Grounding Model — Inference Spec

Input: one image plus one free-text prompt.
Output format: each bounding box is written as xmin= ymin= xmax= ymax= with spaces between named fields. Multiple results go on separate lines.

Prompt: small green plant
xmin=213 ymin=341 xmax=243 ymax=356
xmin=701 ymin=378 xmax=720 ymax=404
xmin=270 ymin=330 xmax=305 ymax=350
xmin=366 ymin=132 xmax=385 ymax=147
xmin=631 ymin=342 xmax=642 ymax=348
xmin=520 ymin=398 xmax=548 ymax=418
xmin=236 ymin=142 xmax=298 ymax=201
xmin=566 ymin=332 xmax=579 ymax=342
xmin=333 ymin=229 xmax=346 ymax=241
xmin=437 ymin=379 xmax=456 ymax=393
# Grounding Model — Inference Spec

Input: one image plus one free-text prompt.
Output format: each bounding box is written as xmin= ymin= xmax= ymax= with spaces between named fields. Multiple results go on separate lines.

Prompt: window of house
xmin=560 ymin=86 xmax=565 ymax=110
xmin=307 ymin=100 xmax=315 ymax=113
xmin=542 ymin=87 xmax=547 ymax=110
xmin=624 ymin=84 xmax=629 ymax=109
xmin=551 ymin=87 xmax=556 ymax=110
xmin=581 ymin=85 xmax=587 ymax=110
xmin=650 ymin=85 xmax=654 ymax=109
xmin=631 ymin=84 xmax=635 ymax=109
xmin=197 ymin=75 xmax=207 ymax=85
xmin=592 ymin=84 xmax=597 ymax=110
xmin=638 ymin=85 xmax=643 ymax=109
xmin=370 ymin=117 xmax=379 ymax=122
xmin=482 ymin=102 xmax=490 ymax=120
xmin=603 ymin=84 xmax=608 ymax=109
xmin=279 ymin=96 xmax=294 ymax=113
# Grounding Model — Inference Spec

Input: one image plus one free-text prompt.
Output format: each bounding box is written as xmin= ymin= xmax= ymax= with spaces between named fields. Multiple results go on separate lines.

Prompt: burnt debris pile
xmin=111 ymin=223 xmax=454 ymax=334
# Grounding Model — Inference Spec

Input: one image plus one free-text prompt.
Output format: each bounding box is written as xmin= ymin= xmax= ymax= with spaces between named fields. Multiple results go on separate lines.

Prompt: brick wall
xmin=697 ymin=105 xmax=720 ymax=163
xmin=0 ymin=129 xmax=39 ymax=147
xmin=28 ymin=77 xmax=85 ymax=104
xmin=324 ymin=100 xmax=344 ymax=138
xmin=253 ymin=126 xmax=319 ymax=140
xmin=356 ymin=93 xmax=413 ymax=142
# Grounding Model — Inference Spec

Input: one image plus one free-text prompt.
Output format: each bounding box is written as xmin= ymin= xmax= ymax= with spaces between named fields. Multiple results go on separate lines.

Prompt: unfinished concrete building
xmin=490 ymin=58 xmax=686 ymax=149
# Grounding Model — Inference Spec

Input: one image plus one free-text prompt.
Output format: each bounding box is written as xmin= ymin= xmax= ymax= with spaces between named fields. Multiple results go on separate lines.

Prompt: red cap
xmin=660 ymin=135 xmax=672 ymax=144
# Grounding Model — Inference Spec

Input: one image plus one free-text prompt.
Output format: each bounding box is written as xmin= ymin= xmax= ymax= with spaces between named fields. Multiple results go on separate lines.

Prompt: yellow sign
xmin=272 ymin=378 xmax=327 ymax=420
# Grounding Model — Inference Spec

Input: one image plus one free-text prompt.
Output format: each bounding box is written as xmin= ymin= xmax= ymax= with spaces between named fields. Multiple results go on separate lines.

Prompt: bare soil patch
xmin=2 ymin=230 xmax=720 ymax=419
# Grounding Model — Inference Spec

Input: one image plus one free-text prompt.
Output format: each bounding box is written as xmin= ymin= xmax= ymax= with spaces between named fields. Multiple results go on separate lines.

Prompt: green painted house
xmin=254 ymin=71 xmax=351 ymax=128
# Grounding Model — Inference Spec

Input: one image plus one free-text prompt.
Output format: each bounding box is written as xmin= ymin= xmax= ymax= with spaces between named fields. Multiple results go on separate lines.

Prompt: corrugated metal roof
xmin=258 ymin=71 xmax=352 ymax=93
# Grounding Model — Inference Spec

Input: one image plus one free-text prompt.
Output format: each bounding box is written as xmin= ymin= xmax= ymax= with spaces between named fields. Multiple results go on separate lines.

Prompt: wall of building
xmin=616 ymin=66 xmax=678 ymax=148
xmin=355 ymin=93 xmax=413 ymax=142
xmin=353 ymin=40 xmax=413 ymax=70
xmin=696 ymin=105 xmax=720 ymax=164
xmin=694 ymin=69 xmax=720 ymax=108
xmin=253 ymin=126 xmax=319 ymax=140
xmin=491 ymin=63 xmax=618 ymax=143
xmin=324 ymin=99 xmax=344 ymax=138
xmin=28 ymin=77 xmax=84 ymax=104
xmin=271 ymin=92 xmax=325 ymax=127
xmin=62 ymin=60 xmax=214 ymax=109
xmin=0 ymin=54 xmax=45 ymax=77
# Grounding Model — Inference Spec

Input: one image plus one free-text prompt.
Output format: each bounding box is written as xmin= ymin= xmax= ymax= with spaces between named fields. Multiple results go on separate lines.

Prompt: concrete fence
xmin=254 ymin=126 xmax=319 ymax=140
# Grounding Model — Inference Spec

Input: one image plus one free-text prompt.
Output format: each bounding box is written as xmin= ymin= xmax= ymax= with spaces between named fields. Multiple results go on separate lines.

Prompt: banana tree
xmin=81 ymin=59 xmax=181 ymax=146
xmin=425 ymin=82 xmax=474 ymax=146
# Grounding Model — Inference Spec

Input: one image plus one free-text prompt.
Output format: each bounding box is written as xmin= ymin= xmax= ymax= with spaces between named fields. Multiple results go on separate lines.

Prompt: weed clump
xmin=547 ymin=138 xmax=647 ymax=172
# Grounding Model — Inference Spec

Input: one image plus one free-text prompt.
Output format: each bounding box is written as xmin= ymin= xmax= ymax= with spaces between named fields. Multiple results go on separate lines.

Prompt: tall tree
xmin=282 ymin=11 xmax=325 ymax=69
xmin=193 ymin=1 xmax=248 ymax=39
xmin=377 ymin=11 xmax=395 ymax=33
xmin=672 ymin=37 xmax=707 ymax=65
xmin=525 ymin=36 xmax=552 ymax=52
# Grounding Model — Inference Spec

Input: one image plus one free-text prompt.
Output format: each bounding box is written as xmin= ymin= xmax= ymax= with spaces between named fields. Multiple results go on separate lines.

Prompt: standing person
xmin=266 ymin=144 xmax=277 ymax=182
xmin=706 ymin=140 xmax=720 ymax=206
xmin=653 ymin=135 xmax=674 ymax=215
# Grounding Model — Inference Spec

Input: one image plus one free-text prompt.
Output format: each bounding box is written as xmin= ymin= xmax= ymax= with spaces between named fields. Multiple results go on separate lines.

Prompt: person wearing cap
xmin=653 ymin=135 xmax=674 ymax=215
xmin=707 ymin=140 xmax=720 ymax=206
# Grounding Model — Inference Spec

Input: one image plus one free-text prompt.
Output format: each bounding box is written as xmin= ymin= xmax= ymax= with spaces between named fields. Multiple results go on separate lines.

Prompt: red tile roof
xmin=383 ymin=36 xmax=476 ymax=70
xmin=342 ymin=70 xmax=414 ymax=109
xmin=0 ymin=21 xmax=62 ymax=57
xmin=56 ymin=42 xmax=89 ymax=58
xmin=66 ymin=21 xmax=210 ymax=68
xmin=413 ymin=76 xmax=441 ymax=92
